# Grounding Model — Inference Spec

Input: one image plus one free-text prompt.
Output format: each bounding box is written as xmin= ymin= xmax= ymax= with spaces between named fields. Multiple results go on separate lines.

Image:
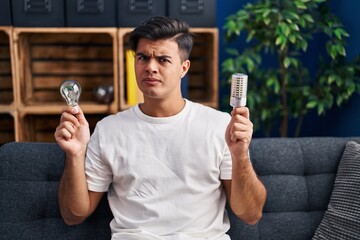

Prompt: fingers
xmin=231 ymin=106 xmax=250 ymax=119
xmin=55 ymin=122 xmax=75 ymax=140
xmin=60 ymin=106 xmax=87 ymax=126
xmin=229 ymin=123 xmax=252 ymax=142
xmin=60 ymin=111 xmax=79 ymax=128
xmin=55 ymin=106 xmax=87 ymax=141
xmin=229 ymin=107 xmax=253 ymax=142
xmin=231 ymin=107 xmax=252 ymax=128
xmin=55 ymin=114 xmax=78 ymax=141
xmin=71 ymin=106 xmax=88 ymax=126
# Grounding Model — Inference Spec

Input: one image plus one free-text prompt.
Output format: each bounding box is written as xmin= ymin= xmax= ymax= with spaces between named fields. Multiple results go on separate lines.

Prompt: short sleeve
xmin=85 ymin=125 xmax=112 ymax=192
xmin=220 ymin=145 xmax=232 ymax=180
xmin=220 ymin=148 xmax=253 ymax=180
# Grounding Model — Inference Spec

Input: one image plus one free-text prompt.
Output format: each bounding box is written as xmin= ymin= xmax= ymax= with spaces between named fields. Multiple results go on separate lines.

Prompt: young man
xmin=55 ymin=16 xmax=266 ymax=240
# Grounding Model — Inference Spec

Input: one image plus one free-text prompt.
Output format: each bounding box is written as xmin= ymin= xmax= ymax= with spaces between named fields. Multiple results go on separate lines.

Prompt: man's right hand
xmin=54 ymin=106 xmax=90 ymax=157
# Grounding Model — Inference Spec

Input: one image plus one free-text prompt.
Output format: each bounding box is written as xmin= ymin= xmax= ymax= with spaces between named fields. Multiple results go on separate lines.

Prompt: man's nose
xmin=145 ymin=58 xmax=158 ymax=73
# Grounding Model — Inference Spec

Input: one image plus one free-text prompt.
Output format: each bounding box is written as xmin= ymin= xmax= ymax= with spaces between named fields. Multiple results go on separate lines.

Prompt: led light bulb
xmin=60 ymin=80 xmax=81 ymax=107
xmin=230 ymin=73 xmax=248 ymax=107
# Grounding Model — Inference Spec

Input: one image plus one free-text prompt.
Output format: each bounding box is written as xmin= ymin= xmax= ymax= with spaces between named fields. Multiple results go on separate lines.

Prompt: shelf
xmin=17 ymin=103 xmax=115 ymax=116
xmin=12 ymin=28 xmax=119 ymax=113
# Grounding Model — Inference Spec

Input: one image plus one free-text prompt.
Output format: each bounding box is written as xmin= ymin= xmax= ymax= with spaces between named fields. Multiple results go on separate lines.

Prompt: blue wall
xmin=216 ymin=0 xmax=360 ymax=137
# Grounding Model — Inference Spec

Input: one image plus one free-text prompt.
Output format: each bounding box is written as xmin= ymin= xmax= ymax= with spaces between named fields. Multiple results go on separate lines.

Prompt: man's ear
xmin=181 ymin=59 xmax=191 ymax=78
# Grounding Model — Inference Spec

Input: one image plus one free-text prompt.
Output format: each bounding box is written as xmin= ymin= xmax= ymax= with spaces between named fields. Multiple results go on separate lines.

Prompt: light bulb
xmin=93 ymin=85 xmax=114 ymax=104
xmin=60 ymin=80 xmax=81 ymax=107
xmin=230 ymin=73 xmax=248 ymax=107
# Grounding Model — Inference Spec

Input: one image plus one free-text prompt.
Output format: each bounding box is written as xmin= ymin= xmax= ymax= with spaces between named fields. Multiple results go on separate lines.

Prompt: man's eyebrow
xmin=135 ymin=52 xmax=148 ymax=57
xmin=156 ymin=55 xmax=172 ymax=61
xmin=135 ymin=52 xmax=172 ymax=59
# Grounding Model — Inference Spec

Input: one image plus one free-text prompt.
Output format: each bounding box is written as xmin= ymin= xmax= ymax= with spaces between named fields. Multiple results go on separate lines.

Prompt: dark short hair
xmin=129 ymin=16 xmax=193 ymax=61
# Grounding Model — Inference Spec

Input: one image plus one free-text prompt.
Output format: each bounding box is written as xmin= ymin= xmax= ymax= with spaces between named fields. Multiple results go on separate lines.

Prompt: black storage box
xmin=66 ymin=0 xmax=116 ymax=27
xmin=12 ymin=0 xmax=65 ymax=27
xmin=118 ymin=0 xmax=167 ymax=27
xmin=168 ymin=0 xmax=216 ymax=27
xmin=0 ymin=0 xmax=12 ymax=26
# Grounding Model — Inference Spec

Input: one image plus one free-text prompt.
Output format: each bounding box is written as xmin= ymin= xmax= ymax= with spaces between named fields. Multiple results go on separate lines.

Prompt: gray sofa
xmin=1 ymin=137 xmax=359 ymax=240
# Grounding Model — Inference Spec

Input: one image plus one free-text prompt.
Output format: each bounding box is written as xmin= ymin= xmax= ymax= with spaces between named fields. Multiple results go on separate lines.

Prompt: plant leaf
xmin=284 ymin=57 xmax=291 ymax=68
xmin=295 ymin=1 xmax=307 ymax=9
xmin=306 ymin=100 xmax=317 ymax=109
xmin=275 ymin=35 xmax=284 ymax=46
xmin=303 ymin=14 xmax=314 ymax=23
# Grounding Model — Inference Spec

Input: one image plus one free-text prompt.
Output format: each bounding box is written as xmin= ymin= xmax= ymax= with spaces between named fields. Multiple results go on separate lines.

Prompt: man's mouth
xmin=143 ymin=77 xmax=161 ymax=84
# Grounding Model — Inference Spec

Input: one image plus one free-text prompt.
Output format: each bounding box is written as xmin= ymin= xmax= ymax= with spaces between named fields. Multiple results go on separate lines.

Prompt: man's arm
xmin=223 ymin=107 xmax=267 ymax=225
xmin=58 ymin=154 xmax=104 ymax=225
xmin=55 ymin=106 xmax=104 ymax=225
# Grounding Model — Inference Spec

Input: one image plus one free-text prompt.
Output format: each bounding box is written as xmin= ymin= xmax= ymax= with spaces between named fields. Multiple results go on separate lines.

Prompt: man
xmin=55 ymin=16 xmax=266 ymax=239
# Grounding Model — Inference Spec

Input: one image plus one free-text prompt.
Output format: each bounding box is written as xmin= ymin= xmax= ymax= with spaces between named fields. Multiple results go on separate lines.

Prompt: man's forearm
xmin=229 ymin=154 xmax=267 ymax=225
xmin=58 ymin=154 xmax=91 ymax=225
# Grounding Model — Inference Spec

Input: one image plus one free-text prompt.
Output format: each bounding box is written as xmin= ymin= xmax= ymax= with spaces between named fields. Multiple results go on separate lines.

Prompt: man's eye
xmin=159 ymin=58 xmax=170 ymax=63
xmin=137 ymin=56 xmax=148 ymax=61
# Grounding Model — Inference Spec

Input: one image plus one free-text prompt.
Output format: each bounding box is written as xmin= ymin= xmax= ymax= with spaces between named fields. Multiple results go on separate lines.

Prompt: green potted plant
xmin=222 ymin=0 xmax=360 ymax=137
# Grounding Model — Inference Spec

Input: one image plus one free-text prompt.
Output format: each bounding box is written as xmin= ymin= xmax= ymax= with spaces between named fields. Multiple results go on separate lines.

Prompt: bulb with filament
xmin=60 ymin=80 xmax=81 ymax=107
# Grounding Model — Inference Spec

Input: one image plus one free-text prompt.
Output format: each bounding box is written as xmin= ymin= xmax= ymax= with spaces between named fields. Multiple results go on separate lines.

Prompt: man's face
xmin=134 ymin=38 xmax=190 ymax=101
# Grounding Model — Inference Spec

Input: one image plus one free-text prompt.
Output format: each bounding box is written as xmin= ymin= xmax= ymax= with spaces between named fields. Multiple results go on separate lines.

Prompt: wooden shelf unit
xmin=13 ymin=28 xmax=119 ymax=113
xmin=0 ymin=27 xmax=218 ymax=143
xmin=11 ymin=28 xmax=119 ymax=142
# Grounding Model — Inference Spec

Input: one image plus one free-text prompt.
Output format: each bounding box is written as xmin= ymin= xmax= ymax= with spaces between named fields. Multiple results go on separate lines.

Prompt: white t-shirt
xmin=85 ymin=99 xmax=233 ymax=240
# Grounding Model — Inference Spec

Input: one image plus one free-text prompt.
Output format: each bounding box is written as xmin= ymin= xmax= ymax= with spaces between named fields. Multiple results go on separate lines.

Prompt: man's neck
xmin=139 ymin=98 xmax=186 ymax=117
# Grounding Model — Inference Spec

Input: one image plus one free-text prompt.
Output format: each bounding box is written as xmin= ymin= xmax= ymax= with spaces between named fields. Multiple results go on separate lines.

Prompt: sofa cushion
xmin=312 ymin=141 xmax=360 ymax=239
xmin=227 ymin=137 xmax=359 ymax=240
xmin=0 ymin=142 xmax=113 ymax=240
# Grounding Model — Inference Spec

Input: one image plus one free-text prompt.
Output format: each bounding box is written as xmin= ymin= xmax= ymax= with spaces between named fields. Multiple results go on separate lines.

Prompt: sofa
xmin=1 ymin=137 xmax=359 ymax=240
